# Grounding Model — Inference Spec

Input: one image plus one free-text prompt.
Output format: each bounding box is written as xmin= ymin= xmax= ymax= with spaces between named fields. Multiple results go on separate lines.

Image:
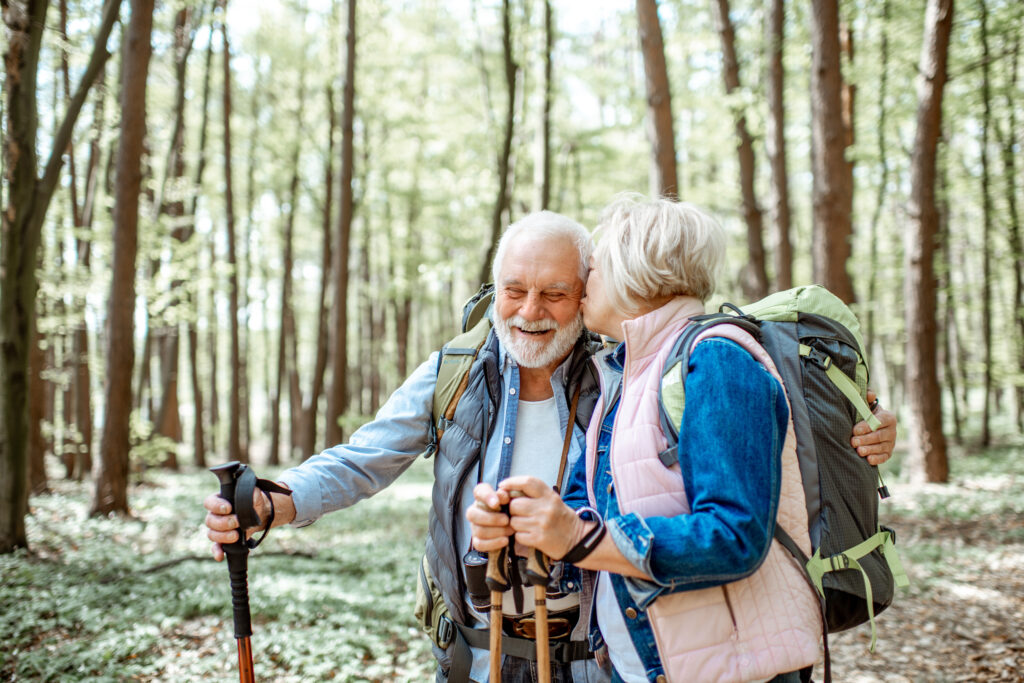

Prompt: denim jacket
xmin=563 ymin=339 xmax=788 ymax=681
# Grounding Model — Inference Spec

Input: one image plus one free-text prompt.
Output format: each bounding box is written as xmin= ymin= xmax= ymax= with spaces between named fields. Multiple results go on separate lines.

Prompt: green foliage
xmin=1 ymin=462 xmax=436 ymax=681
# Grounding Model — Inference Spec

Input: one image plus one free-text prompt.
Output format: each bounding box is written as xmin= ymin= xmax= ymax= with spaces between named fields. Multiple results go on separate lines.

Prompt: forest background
xmin=1 ymin=0 xmax=1022 ymax=680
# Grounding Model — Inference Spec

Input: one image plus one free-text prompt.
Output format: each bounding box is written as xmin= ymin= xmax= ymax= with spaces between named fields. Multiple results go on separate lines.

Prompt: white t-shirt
xmin=467 ymin=396 xmax=582 ymax=683
xmin=596 ymin=571 xmax=648 ymax=682
xmin=502 ymin=397 xmax=579 ymax=616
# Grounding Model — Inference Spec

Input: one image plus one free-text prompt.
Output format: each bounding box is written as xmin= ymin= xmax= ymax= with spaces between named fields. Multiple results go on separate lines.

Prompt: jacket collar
xmin=619 ymin=296 xmax=706 ymax=373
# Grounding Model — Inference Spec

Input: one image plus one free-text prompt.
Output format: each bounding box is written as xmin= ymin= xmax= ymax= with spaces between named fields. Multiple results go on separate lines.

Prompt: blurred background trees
xmin=2 ymin=0 xmax=1022 ymax=551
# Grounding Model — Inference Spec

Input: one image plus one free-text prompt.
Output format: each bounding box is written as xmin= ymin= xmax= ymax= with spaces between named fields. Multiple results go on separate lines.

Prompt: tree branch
xmin=34 ymin=0 xmax=120 ymax=231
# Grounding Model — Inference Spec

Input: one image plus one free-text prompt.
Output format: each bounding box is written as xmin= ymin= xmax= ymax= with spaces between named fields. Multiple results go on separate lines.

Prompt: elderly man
xmin=204 ymin=210 xmax=897 ymax=683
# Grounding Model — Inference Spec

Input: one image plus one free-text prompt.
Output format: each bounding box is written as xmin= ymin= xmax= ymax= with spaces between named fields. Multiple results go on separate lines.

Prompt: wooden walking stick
xmin=210 ymin=461 xmax=291 ymax=683
xmin=525 ymin=548 xmax=552 ymax=683
xmin=485 ymin=542 xmax=510 ymax=682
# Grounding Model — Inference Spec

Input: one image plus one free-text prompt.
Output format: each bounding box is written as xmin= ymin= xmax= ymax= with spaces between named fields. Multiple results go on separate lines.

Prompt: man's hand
xmin=851 ymin=390 xmax=898 ymax=466
xmin=466 ymin=483 xmax=514 ymax=553
xmin=203 ymin=489 xmax=272 ymax=562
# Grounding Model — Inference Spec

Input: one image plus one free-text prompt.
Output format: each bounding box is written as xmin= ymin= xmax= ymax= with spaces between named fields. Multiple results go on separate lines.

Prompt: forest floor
xmin=1 ymin=437 xmax=1022 ymax=682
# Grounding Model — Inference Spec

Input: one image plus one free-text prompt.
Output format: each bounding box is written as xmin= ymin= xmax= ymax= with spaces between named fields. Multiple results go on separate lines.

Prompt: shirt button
xmin=509 ymin=387 xmax=516 ymax=395
xmin=504 ymin=437 xmax=512 ymax=445
xmin=656 ymin=676 xmax=667 ymax=683
xmin=606 ymin=482 xmax=614 ymax=494
xmin=625 ymin=607 xmax=638 ymax=619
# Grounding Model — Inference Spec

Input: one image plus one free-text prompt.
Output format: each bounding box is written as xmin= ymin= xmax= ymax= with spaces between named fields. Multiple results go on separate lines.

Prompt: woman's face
xmin=581 ymin=255 xmax=619 ymax=338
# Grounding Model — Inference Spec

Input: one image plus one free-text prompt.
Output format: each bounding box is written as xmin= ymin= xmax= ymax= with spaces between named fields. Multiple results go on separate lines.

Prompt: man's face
xmin=493 ymin=234 xmax=585 ymax=369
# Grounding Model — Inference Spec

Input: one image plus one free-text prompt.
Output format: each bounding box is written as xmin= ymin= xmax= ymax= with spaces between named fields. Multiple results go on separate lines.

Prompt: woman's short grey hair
xmin=491 ymin=211 xmax=593 ymax=284
xmin=593 ymin=194 xmax=725 ymax=314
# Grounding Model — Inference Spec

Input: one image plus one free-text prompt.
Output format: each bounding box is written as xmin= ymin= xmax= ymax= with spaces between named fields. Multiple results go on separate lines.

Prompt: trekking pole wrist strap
xmin=560 ymin=508 xmax=605 ymax=565
xmin=233 ymin=464 xmax=292 ymax=550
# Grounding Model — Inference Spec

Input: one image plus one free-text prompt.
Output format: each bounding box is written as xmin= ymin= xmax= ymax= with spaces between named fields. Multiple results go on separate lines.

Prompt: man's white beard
xmin=494 ymin=311 xmax=584 ymax=369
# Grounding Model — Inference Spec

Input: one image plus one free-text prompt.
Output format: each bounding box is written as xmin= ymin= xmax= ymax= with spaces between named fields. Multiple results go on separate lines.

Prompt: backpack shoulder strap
xmin=657 ymin=311 xmax=761 ymax=467
xmin=432 ymin=291 xmax=494 ymax=446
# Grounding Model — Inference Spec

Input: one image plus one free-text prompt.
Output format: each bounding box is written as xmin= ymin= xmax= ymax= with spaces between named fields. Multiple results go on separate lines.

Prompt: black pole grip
xmin=210 ymin=461 xmax=254 ymax=639
xmin=227 ymin=551 xmax=253 ymax=638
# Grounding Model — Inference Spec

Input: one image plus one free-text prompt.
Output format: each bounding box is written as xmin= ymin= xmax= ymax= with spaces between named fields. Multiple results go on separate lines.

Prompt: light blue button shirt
xmin=276 ymin=344 xmax=590 ymax=680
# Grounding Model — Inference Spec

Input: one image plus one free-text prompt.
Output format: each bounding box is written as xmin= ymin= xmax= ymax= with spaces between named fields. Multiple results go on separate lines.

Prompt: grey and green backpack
xmin=657 ymin=285 xmax=909 ymax=676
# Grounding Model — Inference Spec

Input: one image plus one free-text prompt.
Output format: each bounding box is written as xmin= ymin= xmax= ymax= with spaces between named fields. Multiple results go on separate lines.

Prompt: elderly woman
xmin=469 ymin=195 xmax=822 ymax=683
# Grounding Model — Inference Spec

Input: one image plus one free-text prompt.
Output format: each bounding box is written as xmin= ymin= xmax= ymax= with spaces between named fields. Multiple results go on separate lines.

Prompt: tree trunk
xmin=904 ymin=0 xmax=952 ymax=484
xmin=533 ymin=0 xmax=553 ymax=211
xmin=28 ymin=324 xmax=48 ymax=494
xmin=189 ymin=8 xmax=217 ymax=468
xmin=301 ymin=85 xmax=336 ymax=458
xmin=69 ymin=65 xmax=107 ymax=481
xmin=219 ymin=0 xmax=242 ymax=463
xmin=93 ymin=0 xmax=155 ymax=516
xmin=810 ymin=0 xmax=855 ymax=303
xmin=326 ymin=0 xmax=357 ymax=446
xmin=997 ymin=30 xmax=1022 ymax=431
xmin=478 ymin=0 xmax=519 ymax=286
xmin=979 ymin=0 xmax=993 ymax=446
xmin=2 ymin=0 xmax=118 ymax=550
xmin=938 ymin=148 xmax=962 ymax=442
xmin=271 ymin=125 xmax=303 ymax=465
xmin=765 ymin=0 xmax=792 ymax=291
xmin=866 ymin=0 xmax=890 ymax=358
xmin=712 ymin=0 xmax=768 ymax=300
xmin=636 ymin=0 xmax=678 ymax=198
xmin=153 ymin=6 xmax=199 ymax=467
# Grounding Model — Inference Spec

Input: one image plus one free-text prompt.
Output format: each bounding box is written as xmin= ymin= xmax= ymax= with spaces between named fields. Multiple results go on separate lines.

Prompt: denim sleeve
xmin=278 ymin=353 xmax=438 ymax=526
xmin=610 ymin=338 xmax=788 ymax=595
xmin=560 ymin=445 xmax=590 ymax=510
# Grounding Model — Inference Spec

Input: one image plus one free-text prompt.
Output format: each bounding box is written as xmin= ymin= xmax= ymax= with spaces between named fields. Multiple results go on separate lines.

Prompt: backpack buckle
xmin=828 ymin=553 xmax=851 ymax=571
xmin=803 ymin=346 xmax=833 ymax=371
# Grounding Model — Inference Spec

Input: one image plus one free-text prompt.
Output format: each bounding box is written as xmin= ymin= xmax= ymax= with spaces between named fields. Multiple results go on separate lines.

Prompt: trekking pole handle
xmin=210 ymin=461 xmax=254 ymax=640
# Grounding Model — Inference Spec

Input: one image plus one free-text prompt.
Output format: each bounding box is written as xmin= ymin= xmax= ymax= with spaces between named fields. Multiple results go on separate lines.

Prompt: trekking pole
xmin=485 ymin=542 xmax=509 ymax=682
xmin=210 ymin=461 xmax=257 ymax=683
xmin=525 ymin=548 xmax=552 ymax=683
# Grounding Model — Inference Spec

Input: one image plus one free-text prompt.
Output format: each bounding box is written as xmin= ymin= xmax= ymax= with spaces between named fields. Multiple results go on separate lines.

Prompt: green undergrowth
xmin=1 ymin=458 xmax=437 ymax=682
xmin=2 ymin=439 xmax=1022 ymax=681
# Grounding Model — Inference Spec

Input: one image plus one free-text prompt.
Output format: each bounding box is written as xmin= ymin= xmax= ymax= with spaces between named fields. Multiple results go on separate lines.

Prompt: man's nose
xmin=518 ymin=291 xmax=545 ymax=320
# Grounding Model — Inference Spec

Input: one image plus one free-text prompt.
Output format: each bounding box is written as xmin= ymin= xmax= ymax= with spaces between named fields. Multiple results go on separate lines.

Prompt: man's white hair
xmin=491 ymin=211 xmax=592 ymax=284
xmin=593 ymin=194 xmax=725 ymax=315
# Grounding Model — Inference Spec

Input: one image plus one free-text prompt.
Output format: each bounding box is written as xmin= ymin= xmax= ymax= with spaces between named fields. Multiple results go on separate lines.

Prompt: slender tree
xmin=996 ymin=27 xmax=1022 ymax=430
xmin=533 ymin=0 xmax=553 ymax=211
xmin=478 ymin=0 xmax=519 ymax=285
xmin=636 ymin=0 xmax=677 ymax=197
xmin=93 ymin=0 xmax=156 ymax=516
xmin=2 ymin=0 xmax=118 ymax=550
xmin=712 ymin=0 xmax=768 ymax=299
xmin=326 ymin=0 xmax=357 ymax=446
xmin=866 ymin=0 xmax=891 ymax=358
xmin=810 ymin=0 xmax=855 ymax=303
xmin=766 ymin=0 xmax=792 ymax=290
xmin=905 ymin=0 xmax=953 ymax=483
xmin=271 ymin=66 xmax=307 ymax=465
xmin=188 ymin=7 xmax=218 ymax=468
xmin=979 ymin=0 xmax=994 ymax=446
xmin=219 ymin=0 xmax=243 ymax=463
xmin=301 ymin=84 xmax=336 ymax=458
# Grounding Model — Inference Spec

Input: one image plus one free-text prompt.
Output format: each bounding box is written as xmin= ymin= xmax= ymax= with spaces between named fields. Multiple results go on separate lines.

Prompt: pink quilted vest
xmin=585 ymin=296 xmax=821 ymax=683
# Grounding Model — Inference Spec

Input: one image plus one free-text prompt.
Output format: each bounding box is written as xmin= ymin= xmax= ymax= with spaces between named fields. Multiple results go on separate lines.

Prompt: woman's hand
xmin=498 ymin=475 xmax=587 ymax=560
